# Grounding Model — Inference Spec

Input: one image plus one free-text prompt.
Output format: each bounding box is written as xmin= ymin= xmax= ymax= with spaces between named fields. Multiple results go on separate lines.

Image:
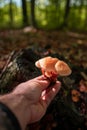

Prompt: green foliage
xmin=34 ymin=0 xmax=87 ymax=31
xmin=0 ymin=0 xmax=87 ymax=31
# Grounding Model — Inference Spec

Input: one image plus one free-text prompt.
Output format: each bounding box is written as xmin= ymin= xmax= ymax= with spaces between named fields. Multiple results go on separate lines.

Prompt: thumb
xmin=41 ymin=81 xmax=61 ymax=109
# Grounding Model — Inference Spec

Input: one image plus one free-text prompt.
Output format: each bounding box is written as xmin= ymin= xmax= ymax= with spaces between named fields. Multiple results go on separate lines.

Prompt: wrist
xmin=0 ymin=93 xmax=31 ymax=130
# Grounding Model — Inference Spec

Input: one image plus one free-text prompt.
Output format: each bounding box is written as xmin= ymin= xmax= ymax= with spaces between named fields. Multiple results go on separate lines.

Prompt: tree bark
xmin=21 ymin=0 xmax=28 ymax=26
xmin=63 ymin=0 xmax=71 ymax=27
xmin=30 ymin=0 xmax=37 ymax=27
xmin=9 ymin=0 xmax=13 ymax=26
xmin=84 ymin=1 xmax=87 ymax=27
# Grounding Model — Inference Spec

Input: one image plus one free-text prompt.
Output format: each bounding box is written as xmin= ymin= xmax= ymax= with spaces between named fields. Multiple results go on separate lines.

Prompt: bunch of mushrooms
xmin=35 ymin=56 xmax=72 ymax=82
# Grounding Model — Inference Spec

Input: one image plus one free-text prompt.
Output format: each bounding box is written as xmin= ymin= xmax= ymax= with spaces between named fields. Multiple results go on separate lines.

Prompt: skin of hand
xmin=0 ymin=75 xmax=61 ymax=130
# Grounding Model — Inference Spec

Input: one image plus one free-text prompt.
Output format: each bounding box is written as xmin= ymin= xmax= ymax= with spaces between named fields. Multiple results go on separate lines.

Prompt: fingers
xmin=36 ymin=79 xmax=50 ymax=91
xmin=26 ymin=75 xmax=51 ymax=91
xmin=41 ymin=81 xmax=61 ymax=108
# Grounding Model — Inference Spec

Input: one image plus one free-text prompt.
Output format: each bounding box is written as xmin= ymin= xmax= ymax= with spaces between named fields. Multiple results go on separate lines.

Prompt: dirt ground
xmin=0 ymin=28 xmax=87 ymax=71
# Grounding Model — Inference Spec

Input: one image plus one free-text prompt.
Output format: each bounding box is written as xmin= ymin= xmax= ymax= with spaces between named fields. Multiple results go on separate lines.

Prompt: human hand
xmin=0 ymin=75 xmax=61 ymax=130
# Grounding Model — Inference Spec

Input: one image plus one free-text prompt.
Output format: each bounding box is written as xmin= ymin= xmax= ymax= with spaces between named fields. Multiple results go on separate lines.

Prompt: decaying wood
xmin=0 ymin=47 xmax=87 ymax=130
xmin=0 ymin=48 xmax=40 ymax=92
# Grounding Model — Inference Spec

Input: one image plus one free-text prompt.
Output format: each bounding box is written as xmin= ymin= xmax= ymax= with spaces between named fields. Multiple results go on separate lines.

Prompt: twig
xmin=0 ymin=51 xmax=16 ymax=78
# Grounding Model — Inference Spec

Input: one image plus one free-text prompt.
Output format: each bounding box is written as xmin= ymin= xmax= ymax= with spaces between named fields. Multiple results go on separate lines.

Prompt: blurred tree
xmin=30 ymin=0 xmax=37 ymax=27
xmin=78 ymin=0 xmax=84 ymax=28
xmin=9 ymin=0 xmax=13 ymax=26
xmin=84 ymin=0 xmax=87 ymax=28
xmin=79 ymin=0 xmax=84 ymax=11
xmin=0 ymin=9 xmax=4 ymax=25
xmin=63 ymin=0 xmax=71 ymax=27
xmin=0 ymin=0 xmax=87 ymax=31
xmin=21 ymin=0 xmax=28 ymax=26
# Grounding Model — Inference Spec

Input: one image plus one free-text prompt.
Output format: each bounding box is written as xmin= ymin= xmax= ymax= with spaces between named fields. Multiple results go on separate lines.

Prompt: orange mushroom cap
xmin=55 ymin=60 xmax=72 ymax=76
xmin=35 ymin=56 xmax=72 ymax=78
xmin=35 ymin=56 xmax=59 ymax=73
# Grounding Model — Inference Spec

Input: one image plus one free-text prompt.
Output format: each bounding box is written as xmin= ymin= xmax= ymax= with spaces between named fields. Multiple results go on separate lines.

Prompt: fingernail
xmin=56 ymin=81 xmax=61 ymax=87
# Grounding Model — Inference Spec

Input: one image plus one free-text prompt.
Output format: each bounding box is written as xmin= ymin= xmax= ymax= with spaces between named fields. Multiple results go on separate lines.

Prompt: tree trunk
xmin=9 ymin=0 xmax=13 ymax=26
xmin=84 ymin=1 xmax=87 ymax=27
xmin=79 ymin=0 xmax=83 ymax=11
xmin=78 ymin=0 xmax=83 ymax=23
xmin=21 ymin=0 xmax=28 ymax=26
xmin=30 ymin=0 xmax=37 ymax=27
xmin=63 ymin=0 xmax=71 ymax=27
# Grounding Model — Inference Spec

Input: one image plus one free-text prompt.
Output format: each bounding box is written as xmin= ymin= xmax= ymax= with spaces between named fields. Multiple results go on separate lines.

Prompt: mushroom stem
xmin=41 ymin=68 xmax=45 ymax=75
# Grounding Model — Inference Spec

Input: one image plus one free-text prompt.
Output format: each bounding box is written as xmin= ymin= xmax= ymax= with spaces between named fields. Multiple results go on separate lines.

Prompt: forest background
xmin=0 ymin=1 xmax=87 ymax=130
xmin=0 ymin=0 xmax=87 ymax=31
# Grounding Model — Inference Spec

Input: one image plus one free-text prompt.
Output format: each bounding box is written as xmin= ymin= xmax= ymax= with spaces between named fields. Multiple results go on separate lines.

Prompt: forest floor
xmin=0 ymin=27 xmax=87 ymax=71
xmin=0 ymin=28 xmax=87 ymax=130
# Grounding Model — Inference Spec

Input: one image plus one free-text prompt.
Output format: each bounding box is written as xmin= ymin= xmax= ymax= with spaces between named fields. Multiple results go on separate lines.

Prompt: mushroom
xmin=55 ymin=60 xmax=72 ymax=76
xmin=35 ymin=56 xmax=72 ymax=82
xmin=71 ymin=89 xmax=80 ymax=102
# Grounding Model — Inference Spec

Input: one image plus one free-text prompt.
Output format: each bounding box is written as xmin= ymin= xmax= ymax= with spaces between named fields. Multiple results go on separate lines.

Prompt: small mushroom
xmin=35 ymin=56 xmax=72 ymax=82
xmin=71 ymin=89 xmax=80 ymax=102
